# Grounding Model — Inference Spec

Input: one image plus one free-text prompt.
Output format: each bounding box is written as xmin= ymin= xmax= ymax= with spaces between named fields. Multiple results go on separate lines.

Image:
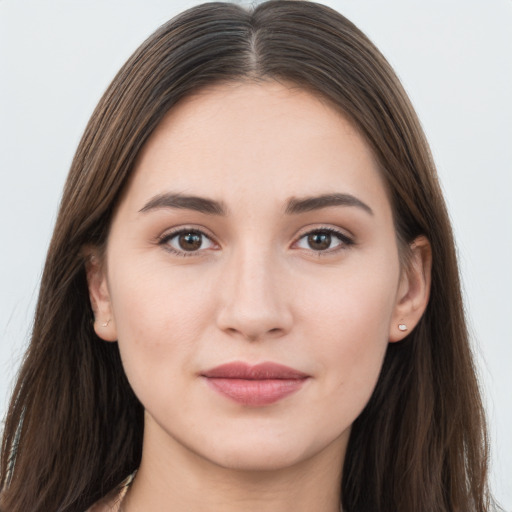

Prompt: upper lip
xmin=201 ymin=362 xmax=309 ymax=380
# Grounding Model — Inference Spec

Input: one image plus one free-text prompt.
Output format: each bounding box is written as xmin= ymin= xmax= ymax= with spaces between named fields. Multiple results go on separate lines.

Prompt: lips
xmin=201 ymin=362 xmax=309 ymax=406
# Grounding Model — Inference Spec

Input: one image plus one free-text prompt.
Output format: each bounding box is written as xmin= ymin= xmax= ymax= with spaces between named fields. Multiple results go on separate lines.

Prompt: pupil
xmin=308 ymin=232 xmax=331 ymax=250
xmin=179 ymin=232 xmax=202 ymax=251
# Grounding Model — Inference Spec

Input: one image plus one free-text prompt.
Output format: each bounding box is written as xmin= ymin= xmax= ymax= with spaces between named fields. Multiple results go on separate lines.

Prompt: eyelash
xmin=157 ymin=226 xmax=354 ymax=258
xmin=296 ymin=227 xmax=354 ymax=255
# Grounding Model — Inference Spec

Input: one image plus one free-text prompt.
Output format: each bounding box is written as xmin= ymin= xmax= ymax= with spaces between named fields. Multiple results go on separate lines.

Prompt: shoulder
xmin=85 ymin=486 xmax=124 ymax=512
xmin=85 ymin=472 xmax=135 ymax=512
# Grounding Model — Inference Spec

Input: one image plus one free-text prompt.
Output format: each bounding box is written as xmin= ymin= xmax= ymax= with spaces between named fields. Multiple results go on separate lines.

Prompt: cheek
xmin=107 ymin=259 xmax=216 ymax=396
xmin=111 ymin=255 xmax=214 ymax=339
xmin=297 ymin=255 xmax=398 ymax=404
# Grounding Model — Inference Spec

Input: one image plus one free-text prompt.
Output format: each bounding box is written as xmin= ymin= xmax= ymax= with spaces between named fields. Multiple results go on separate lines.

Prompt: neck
xmin=122 ymin=416 xmax=346 ymax=512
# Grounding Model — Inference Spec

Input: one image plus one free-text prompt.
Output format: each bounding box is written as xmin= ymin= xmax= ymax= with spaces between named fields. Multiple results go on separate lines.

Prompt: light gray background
xmin=1 ymin=0 xmax=511 ymax=507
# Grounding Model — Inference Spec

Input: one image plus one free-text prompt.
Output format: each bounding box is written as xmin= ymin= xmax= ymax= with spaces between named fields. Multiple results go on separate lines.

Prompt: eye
xmin=159 ymin=229 xmax=216 ymax=255
xmin=295 ymin=228 xmax=353 ymax=252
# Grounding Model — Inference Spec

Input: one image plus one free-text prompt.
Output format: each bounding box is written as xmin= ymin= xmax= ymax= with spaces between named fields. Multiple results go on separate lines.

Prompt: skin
xmin=87 ymin=80 xmax=431 ymax=512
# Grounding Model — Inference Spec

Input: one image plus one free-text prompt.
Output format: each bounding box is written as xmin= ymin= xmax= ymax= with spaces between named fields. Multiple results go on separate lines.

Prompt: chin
xmin=194 ymin=427 xmax=341 ymax=473
xmin=206 ymin=443 xmax=309 ymax=472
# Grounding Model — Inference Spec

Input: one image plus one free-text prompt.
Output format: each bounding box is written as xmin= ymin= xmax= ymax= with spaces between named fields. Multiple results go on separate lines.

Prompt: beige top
xmin=86 ymin=473 xmax=135 ymax=512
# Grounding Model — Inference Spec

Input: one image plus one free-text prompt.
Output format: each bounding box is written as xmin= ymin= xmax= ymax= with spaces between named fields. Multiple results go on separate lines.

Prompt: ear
xmin=84 ymin=248 xmax=118 ymax=342
xmin=389 ymin=236 xmax=432 ymax=342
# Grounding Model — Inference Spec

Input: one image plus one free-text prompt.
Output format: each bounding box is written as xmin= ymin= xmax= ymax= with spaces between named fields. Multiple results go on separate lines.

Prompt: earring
xmin=102 ymin=319 xmax=111 ymax=327
xmin=398 ymin=323 xmax=408 ymax=332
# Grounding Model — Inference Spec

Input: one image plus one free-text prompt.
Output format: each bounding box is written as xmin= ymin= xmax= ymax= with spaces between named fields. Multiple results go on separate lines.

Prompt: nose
xmin=215 ymin=248 xmax=293 ymax=342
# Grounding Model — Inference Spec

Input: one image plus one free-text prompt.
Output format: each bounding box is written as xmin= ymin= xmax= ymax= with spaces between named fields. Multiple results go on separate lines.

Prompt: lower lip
xmin=204 ymin=377 xmax=308 ymax=406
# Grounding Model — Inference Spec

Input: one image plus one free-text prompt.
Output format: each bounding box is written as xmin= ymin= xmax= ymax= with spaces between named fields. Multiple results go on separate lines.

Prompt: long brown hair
xmin=0 ymin=1 xmax=492 ymax=511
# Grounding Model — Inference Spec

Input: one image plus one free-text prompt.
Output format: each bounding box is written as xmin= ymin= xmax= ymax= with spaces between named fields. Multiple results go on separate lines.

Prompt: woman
xmin=0 ymin=1 xmax=495 ymax=511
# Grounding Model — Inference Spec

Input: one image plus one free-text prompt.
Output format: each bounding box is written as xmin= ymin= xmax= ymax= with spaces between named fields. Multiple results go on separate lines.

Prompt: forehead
xmin=124 ymin=80 xmax=390 ymax=215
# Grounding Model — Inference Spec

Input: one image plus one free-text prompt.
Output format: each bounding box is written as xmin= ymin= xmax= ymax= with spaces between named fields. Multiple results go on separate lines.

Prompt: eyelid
xmin=296 ymin=224 xmax=354 ymax=239
xmin=156 ymin=225 xmax=219 ymax=257
xmin=291 ymin=225 xmax=355 ymax=253
xmin=155 ymin=223 xmax=354 ymax=257
xmin=157 ymin=224 xmax=216 ymax=239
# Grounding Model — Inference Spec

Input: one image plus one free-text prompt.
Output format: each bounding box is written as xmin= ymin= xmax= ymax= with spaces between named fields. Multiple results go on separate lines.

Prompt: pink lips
xmin=201 ymin=362 xmax=309 ymax=406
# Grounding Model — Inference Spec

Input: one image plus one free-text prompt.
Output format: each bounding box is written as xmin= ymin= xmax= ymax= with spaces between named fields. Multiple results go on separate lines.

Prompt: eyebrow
xmin=139 ymin=193 xmax=226 ymax=215
xmin=285 ymin=193 xmax=373 ymax=216
xmin=139 ymin=192 xmax=373 ymax=216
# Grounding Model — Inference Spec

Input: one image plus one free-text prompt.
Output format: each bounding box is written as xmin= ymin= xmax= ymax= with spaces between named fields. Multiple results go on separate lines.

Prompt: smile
xmin=201 ymin=361 xmax=310 ymax=406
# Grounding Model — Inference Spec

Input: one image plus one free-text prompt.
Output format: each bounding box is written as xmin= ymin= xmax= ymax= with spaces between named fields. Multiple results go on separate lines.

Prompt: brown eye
xmin=307 ymin=232 xmax=332 ymax=251
xmin=178 ymin=232 xmax=203 ymax=251
xmin=295 ymin=228 xmax=353 ymax=253
xmin=161 ymin=229 xmax=215 ymax=255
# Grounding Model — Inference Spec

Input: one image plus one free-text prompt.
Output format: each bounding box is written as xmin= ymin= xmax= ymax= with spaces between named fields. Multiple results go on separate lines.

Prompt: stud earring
xmin=102 ymin=319 xmax=111 ymax=327
xmin=398 ymin=323 xmax=408 ymax=332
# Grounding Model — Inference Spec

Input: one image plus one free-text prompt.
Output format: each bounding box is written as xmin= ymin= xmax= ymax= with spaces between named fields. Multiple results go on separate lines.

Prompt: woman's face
xmin=89 ymin=81 xmax=422 ymax=472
